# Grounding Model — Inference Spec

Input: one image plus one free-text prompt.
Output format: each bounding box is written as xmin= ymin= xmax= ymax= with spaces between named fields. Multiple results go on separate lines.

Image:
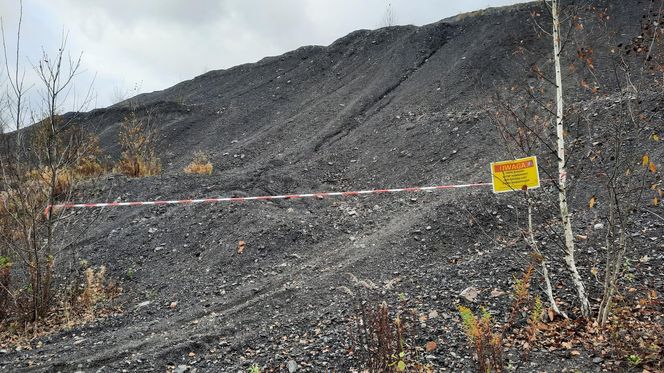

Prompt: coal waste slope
xmin=2 ymin=1 xmax=663 ymax=372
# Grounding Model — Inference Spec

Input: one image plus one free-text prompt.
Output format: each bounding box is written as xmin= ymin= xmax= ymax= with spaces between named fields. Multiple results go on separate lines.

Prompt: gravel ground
xmin=1 ymin=1 xmax=662 ymax=372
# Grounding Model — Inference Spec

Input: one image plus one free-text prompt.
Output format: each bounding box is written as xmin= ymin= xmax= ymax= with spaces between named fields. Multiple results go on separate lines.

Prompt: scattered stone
xmin=135 ymin=301 xmax=151 ymax=309
xmin=148 ymin=227 xmax=157 ymax=234
xmin=428 ymin=310 xmax=439 ymax=319
xmin=174 ymin=365 xmax=189 ymax=373
xmin=594 ymin=223 xmax=604 ymax=230
xmin=347 ymin=209 xmax=357 ymax=216
xmin=592 ymin=357 xmax=603 ymax=364
xmin=170 ymin=301 xmax=178 ymax=309
xmin=460 ymin=286 xmax=481 ymax=302
xmin=287 ymin=359 xmax=298 ymax=372
xmin=490 ymin=288 xmax=506 ymax=298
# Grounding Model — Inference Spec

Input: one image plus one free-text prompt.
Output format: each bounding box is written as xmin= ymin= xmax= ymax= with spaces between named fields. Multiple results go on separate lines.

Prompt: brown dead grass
xmin=184 ymin=151 xmax=213 ymax=175
xmin=0 ymin=265 xmax=122 ymax=350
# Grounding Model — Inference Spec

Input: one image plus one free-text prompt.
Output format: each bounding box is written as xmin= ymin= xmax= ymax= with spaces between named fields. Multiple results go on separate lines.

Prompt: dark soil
xmin=1 ymin=1 xmax=663 ymax=372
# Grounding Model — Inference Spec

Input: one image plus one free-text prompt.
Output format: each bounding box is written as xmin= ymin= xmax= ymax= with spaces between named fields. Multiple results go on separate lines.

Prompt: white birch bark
xmin=551 ymin=0 xmax=591 ymax=317
xmin=527 ymin=191 xmax=567 ymax=318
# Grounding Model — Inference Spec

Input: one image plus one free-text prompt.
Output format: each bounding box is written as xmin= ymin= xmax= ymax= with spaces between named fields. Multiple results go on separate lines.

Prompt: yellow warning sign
xmin=491 ymin=156 xmax=540 ymax=193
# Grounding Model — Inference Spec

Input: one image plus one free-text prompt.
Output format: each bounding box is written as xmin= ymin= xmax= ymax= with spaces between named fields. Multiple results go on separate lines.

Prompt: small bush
xmin=458 ymin=306 xmax=504 ymax=373
xmin=74 ymin=134 xmax=106 ymax=177
xmin=351 ymin=300 xmax=433 ymax=372
xmin=184 ymin=151 xmax=213 ymax=175
xmin=61 ymin=264 xmax=120 ymax=328
xmin=114 ymin=156 xmax=161 ymax=177
xmin=114 ymin=111 xmax=161 ymax=177
xmin=28 ymin=167 xmax=74 ymax=196
xmin=26 ymin=133 xmax=107 ymax=196
xmin=1 ymin=264 xmax=121 ymax=348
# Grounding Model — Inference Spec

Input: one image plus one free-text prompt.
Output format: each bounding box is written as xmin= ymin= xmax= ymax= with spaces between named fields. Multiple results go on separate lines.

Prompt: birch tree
xmin=549 ymin=0 xmax=591 ymax=317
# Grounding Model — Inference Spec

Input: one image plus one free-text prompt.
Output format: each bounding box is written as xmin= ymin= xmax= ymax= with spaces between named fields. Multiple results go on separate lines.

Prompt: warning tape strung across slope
xmin=44 ymin=181 xmax=493 ymax=215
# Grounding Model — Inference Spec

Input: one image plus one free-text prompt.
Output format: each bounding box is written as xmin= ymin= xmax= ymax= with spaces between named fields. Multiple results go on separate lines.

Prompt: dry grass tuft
xmin=184 ymin=151 xmax=213 ymax=175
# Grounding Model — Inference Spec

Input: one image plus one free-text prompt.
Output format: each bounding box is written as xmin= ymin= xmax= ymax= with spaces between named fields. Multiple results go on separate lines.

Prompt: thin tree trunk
xmin=527 ymin=190 xmax=567 ymax=318
xmin=551 ymin=0 xmax=591 ymax=317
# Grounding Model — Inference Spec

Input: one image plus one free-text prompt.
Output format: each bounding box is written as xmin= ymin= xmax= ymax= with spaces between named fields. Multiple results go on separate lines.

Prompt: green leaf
xmin=397 ymin=360 xmax=406 ymax=371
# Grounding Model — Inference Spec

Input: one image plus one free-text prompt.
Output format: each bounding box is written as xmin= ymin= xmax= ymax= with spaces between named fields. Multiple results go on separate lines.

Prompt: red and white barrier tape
xmin=45 ymin=181 xmax=493 ymax=215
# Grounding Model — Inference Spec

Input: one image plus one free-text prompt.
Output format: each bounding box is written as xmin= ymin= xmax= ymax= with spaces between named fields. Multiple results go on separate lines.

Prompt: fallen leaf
xmin=649 ymin=161 xmax=657 ymax=173
xmin=188 ymin=352 xmax=196 ymax=357
xmin=548 ymin=308 xmax=555 ymax=321
xmin=562 ymin=341 xmax=573 ymax=349
xmin=643 ymin=154 xmax=650 ymax=167
xmin=652 ymin=133 xmax=661 ymax=142
xmin=570 ymin=350 xmax=581 ymax=356
xmin=237 ymin=240 xmax=246 ymax=254
xmin=653 ymin=197 xmax=660 ymax=207
xmin=588 ymin=195 xmax=597 ymax=208
xmin=397 ymin=361 xmax=406 ymax=372
xmin=425 ymin=341 xmax=437 ymax=352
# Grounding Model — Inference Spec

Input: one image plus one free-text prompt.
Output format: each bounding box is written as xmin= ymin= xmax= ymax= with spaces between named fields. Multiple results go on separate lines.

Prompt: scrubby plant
xmin=0 ymin=2 xmax=113 ymax=331
xmin=79 ymin=266 xmax=108 ymax=310
xmin=0 ymin=256 xmax=12 ymax=320
xmin=184 ymin=151 xmax=213 ymax=175
xmin=247 ymin=363 xmax=261 ymax=373
xmin=59 ymin=264 xmax=121 ymax=330
xmin=351 ymin=300 xmax=433 ymax=372
xmin=458 ymin=306 xmax=504 ymax=373
xmin=114 ymin=111 xmax=161 ymax=177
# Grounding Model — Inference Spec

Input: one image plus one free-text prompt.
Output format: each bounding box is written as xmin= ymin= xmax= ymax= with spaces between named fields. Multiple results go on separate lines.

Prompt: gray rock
xmin=287 ymin=359 xmax=298 ymax=372
xmin=460 ymin=286 xmax=481 ymax=302
xmin=174 ymin=365 xmax=189 ymax=373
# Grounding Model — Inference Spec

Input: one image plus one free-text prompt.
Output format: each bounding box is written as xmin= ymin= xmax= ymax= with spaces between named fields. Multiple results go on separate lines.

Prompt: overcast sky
xmin=0 ymin=0 xmax=528 ymax=114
